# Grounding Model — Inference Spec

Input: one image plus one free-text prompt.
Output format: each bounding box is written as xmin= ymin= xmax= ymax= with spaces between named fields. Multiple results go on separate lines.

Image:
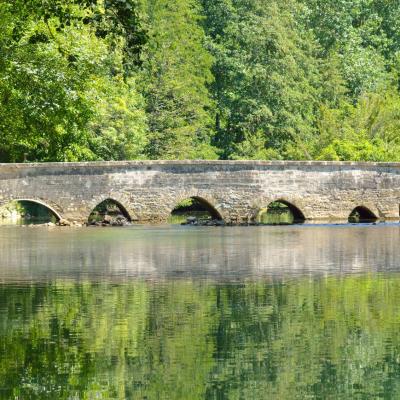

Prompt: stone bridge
xmin=0 ymin=161 xmax=399 ymax=224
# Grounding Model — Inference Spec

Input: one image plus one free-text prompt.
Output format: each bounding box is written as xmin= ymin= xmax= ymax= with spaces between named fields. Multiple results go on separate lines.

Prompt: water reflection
xmin=0 ymin=225 xmax=400 ymax=399
xmin=2 ymin=277 xmax=400 ymax=399
xmin=0 ymin=225 xmax=399 ymax=281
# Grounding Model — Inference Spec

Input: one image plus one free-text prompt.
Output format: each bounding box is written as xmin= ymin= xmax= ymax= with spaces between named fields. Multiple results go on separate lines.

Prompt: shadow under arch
xmin=348 ymin=206 xmax=378 ymax=223
xmin=258 ymin=199 xmax=306 ymax=225
xmin=0 ymin=199 xmax=62 ymax=223
xmin=88 ymin=198 xmax=132 ymax=224
xmin=169 ymin=196 xmax=223 ymax=224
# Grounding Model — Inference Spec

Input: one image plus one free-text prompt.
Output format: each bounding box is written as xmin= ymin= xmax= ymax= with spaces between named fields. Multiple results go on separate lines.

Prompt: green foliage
xmin=202 ymin=0 xmax=400 ymax=161
xmin=202 ymin=0 xmax=321 ymax=160
xmin=8 ymin=0 xmax=147 ymax=72
xmin=0 ymin=0 xmax=147 ymax=162
xmin=231 ymin=131 xmax=282 ymax=160
xmin=173 ymin=198 xmax=194 ymax=209
xmin=311 ymin=88 xmax=400 ymax=161
xmin=138 ymin=0 xmax=217 ymax=159
xmin=2 ymin=0 xmax=400 ymax=161
xmin=85 ymin=76 xmax=148 ymax=160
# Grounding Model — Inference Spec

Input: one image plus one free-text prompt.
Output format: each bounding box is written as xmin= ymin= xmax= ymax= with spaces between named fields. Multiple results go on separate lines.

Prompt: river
xmin=0 ymin=224 xmax=400 ymax=399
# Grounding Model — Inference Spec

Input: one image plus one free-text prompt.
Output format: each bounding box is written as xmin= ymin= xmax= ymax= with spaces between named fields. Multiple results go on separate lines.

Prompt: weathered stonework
xmin=0 ymin=160 xmax=399 ymax=224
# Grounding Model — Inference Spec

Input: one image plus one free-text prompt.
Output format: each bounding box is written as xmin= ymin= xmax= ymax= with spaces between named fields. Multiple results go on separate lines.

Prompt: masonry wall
xmin=0 ymin=161 xmax=399 ymax=223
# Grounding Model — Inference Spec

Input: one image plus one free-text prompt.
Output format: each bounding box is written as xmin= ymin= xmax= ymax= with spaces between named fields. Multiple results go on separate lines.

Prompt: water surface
xmin=1 ymin=225 xmax=400 ymax=399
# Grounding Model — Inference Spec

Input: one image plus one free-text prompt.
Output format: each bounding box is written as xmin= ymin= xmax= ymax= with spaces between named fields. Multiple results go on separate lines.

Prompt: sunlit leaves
xmin=0 ymin=2 xmax=148 ymax=162
xmin=8 ymin=0 xmax=146 ymax=70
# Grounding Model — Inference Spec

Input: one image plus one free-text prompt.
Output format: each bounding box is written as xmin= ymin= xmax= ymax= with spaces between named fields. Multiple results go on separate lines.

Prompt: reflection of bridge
xmin=0 ymin=225 xmax=399 ymax=281
xmin=0 ymin=161 xmax=399 ymax=224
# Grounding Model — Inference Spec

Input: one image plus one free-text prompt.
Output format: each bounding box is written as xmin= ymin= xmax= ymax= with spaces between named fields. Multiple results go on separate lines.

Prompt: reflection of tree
xmin=0 ymin=281 xmax=217 ymax=399
xmin=208 ymin=277 xmax=400 ymax=399
xmin=0 ymin=282 xmax=150 ymax=399
xmin=1 ymin=277 xmax=400 ymax=398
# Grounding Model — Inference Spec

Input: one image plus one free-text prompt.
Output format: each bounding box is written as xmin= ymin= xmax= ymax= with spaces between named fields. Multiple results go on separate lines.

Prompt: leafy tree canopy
xmin=2 ymin=0 xmax=400 ymax=161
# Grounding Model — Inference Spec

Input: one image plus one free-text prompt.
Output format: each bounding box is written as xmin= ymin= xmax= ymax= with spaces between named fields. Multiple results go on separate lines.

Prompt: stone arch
xmin=169 ymin=194 xmax=224 ymax=222
xmin=348 ymin=205 xmax=378 ymax=223
xmin=256 ymin=199 xmax=306 ymax=224
xmin=0 ymin=198 xmax=63 ymax=221
xmin=88 ymin=197 xmax=133 ymax=223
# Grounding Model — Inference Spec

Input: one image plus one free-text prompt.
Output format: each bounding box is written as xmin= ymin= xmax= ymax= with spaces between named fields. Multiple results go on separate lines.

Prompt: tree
xmin=202 ymin=0 xmax=322 ymax=160
xmin=139 ymin=0 xmax=217 ymax=159
xmin=0 ymin=0 xmax=148 ymax=162
xmin=313 ymin=87 xmax=400 ymax=161
xmin=302 ymin=0 xmax=394 ymax=98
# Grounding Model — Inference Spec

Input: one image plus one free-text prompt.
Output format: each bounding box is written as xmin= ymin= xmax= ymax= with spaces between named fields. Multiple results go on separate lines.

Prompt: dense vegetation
xmin=1 ymin=0 xmax=400 ymax=162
